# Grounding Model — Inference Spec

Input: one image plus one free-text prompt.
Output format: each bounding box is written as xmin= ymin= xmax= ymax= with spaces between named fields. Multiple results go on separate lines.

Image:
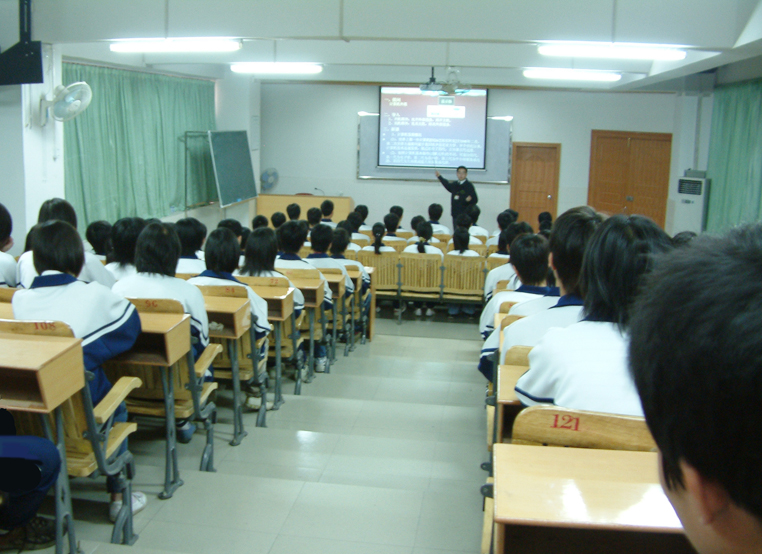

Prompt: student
xmin=514 ymin=214 xmax=672 ymax=415
xmin=465 ymin=205 xmax=489 ymax=239
xmin=336 ymin=221 xmax=361 ymax=252
xmin=354 ymin=204 xmax=371 ymax=231
xmin=389 ymin=205 xmax=406 ymax=230
xmin=85 ymin=220 xmax=112 ymax=259
xmin=105 ymin=217 xmax=146 ymax=281
xmin=240 ymin=227 xmax=251 ymax=252
xmin=345 ymin=212 xmax=370 ymax=245
xmin=405 ymin=216 xmax=440 ymax=244
xmin=306 ymin=207 xmax=322 ymax=229
xmin=217 ymin=219 xmax=243 ymax=244
xmin=382 ymin=213 xmax=405 ymax=242
xmin=447 ymin=214 xmax=481 ymax=246
xmin=12 ymin=220 xmax=146 ymax=520
xmin=428 ymin=203 xmax=451 ymax=235
xmin=487 ymin=210 xmax=516 ymax=246
xmin=538 ymin=211 xmax=552 ymax=228
xmin=483 ymin=221 xmax=534 ymax=301
xmin=320 ymin=200 xmax=336 ymax=227
xmin=329 ymin=228 xmax=371 ymax=294
xmin=305 ymin=224 xmax=354 ymax=296
xmin=0 ymin=203 xmax=17 ymax=287
xmin=170 ymin=218 xmax=205 ymax=275
xmin=271 ymin=211 xmax=286 ymax=229
xmin=404 ymin=221 xmax=443 ymax=317
xmin=251 ymin=215 xmax=269 ymax=229
xmin=17 ymin=198 xmax=115 ymax=289
xmin=479 ymin=233 xmax=556 ymax=338
xmin=190 ymin=218 xmax=207 ymax=260
xmin=286 ymin=203 xmax=301 ymax=221
xmin=488 ymin=229 xmax=511 ymax=259
xmin=361 ymin=222 xmax=396 ymax=254
xmin=629 ymin=224 xmax=762 ymax=554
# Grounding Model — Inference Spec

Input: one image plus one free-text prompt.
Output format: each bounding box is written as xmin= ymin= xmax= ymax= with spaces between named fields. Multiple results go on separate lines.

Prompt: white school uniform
xmin=514 ymin=321 xmax=643 ymax=417
xmin=502 ymin=299 xmax=584 ymax=362
xmin=508 ymin=295 xmax=560 ymax=317
xmin=105 ymin=262 xmax=137 ymax=282
xmin=305 ymin=253 xmax=355 ymax=295
xmin=0 ymin=251 xmax=17 ymax=287
xmin=358 ymin=224 xmax=373 ymax=232
xmin=330 ymin=256 xmax=371 ymax=293
xmin=187 ymin=271 xmax=271 ymax=339
xmin=484 ymin=263 xmax=520 ymax=301
xmin=469 ymin=225 xmax=490 ymax=239
xmin=113 ymin=272 xmax=210 ymax=359
xmin=275 ymin=254 xmax=333 ymax=306
xmin=346 ymin=242 xmax=361 ymax=253
xmin=383 ymin=235 xmax=406 ymax=243
xmin=429 ymin=222 xmax=451 ymax=235
xmin=446 ymin=249 xmax=480 ymax=257
xmin=320 ymin=219 xmax=337 ymax=228
xmin=479 ymin=286 xmax=555 ymax=338
xmin=487 ymin=252 xmax=510 ymax=260
xmin=13 ymin=271 xmax=141 ymax=405
xmin=351 ymin=233 xmax=370 ymax=245
xmin=406 ymin=236 xmax=440 ymax=244
xmin=402 ymin=244 xmax=444 ymax=259
xmin=234 ymin=269 xmax=305 ymax=316
xmin=448 ymin=236 xmax=481 ymax=246
xmin=176 ymin=256 xmax=207 ymax=275
xmin=17 ymin=250 xmax=116 ymax=290
xmin=361 ymin=245 xmax=396 ymax=254
xmin=485 ymin=235 xmax=500 ymax=248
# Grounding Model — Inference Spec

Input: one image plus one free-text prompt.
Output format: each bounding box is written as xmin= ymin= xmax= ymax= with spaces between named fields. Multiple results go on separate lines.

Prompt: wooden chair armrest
xmin=194 ymin=343 xmax=223 ymax=379
xmin=93 ymin=377 xmax=143 ymax=424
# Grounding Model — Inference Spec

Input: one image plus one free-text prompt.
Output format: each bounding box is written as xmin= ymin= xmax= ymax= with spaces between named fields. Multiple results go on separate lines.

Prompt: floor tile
xmin=138 ymin=520 xmax=277 ymax=554
xmin=268 ymin=535 xmax=414 ymax=554
xmin=414 ymin=490 xmax=485 ymax=552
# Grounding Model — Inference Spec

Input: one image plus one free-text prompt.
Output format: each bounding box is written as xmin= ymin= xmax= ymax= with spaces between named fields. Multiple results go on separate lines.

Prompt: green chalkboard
xmin=208 ymin=130 xmax=258 ymax=207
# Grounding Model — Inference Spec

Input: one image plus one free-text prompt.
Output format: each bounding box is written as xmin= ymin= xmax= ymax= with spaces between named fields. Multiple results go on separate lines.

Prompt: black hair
xmin=629 ymin=224 xmax=762 ymax=522
xmin=538 ymin=228 xmax=551 ymax=240
xmin=580 ymin=214 xmax=672 ymax=329
xmin=428 ymin=203 xmax=444 ymax=222
xmin=383 ymin=213 xmax=399 ymax=234
xmin=85 ymin=221 xmax=112 ymax=256
xmin=336 ymin=220 xmax=354 ymax=235
xmin=497 ymin=229 xmax=511 ymax=253
xmin=410 ymin=215 xmax=425 ymax=234
xmin=240 ymin=227 xmax=278 ymax=276
xmin=672 ymin=230 xmax=697 ymax=247
xmin=466 ymin=204 xmax=480 ymax=225
xmin=371 ymin=222 xmax=386 ymax=254
xmin=415 ymin=221 xmax=433 ymax=253
xmin=310 ymin=224 xmax=333 ymax=253
xmin=454 ymin=213 xmax=472 ymax=229
xmin=457 ymin=165 xmax=467 ymax=173
xmin=205 ymin=227 xmax=240 ymax=273
xmin=504 ymin=221 xmax=533 ymax=250
xmin=23 ymin=224 xmax=41 ymax=253
xmin=496 ymin=210 xmax=515 ymax=232
xmin=38 ymin=198 xmax=77 ymax=229
xmin=286 ymin=203 xmax=301 ymax=221
xmin=346 ymin=212 xmax=363 ymax=233
xmin=320 ymin=200 xmax=334 ymax=218
xmin=538 ymin=211 xmax=553 ymax=224
xmin=307 ymin=207 xmax=322 ymax=226
xmin=240 ymin=227 xmax=251 ymax=251
xmin=354 ymin=205 xmax=369 ymax=222
xmin=277 ymin=220 xmax=308 ymax=254
xmin=510 ymin=234 xmax=549 ymax=286
xmin=174 ymin=218 xmax=204 ymax=256
xmin=0 ymin=203 xmax=11 ymax=245
xmin=539 ymin=220 xmax=553 ymax=232
xmin=32 ymin=220 xmax=84 ymax=276
xmin=390 ymin=205 xmax=403 ymax=220
xmin=507 ymin=209 xmax=519 ymax=221
xmin=452 ymin=227 xmax=470 ymax=253
xmin=135 ymin=222 xmax=181 ymax=277
xmin=548 ymin=207 xmax=603 ymax=296
xmin=330 ymin=228 xmax=350 ymax=256
xmin=218 ymin=219 xmax=243 ymax=237
xmin=252 ymin=215 xmax=269 ymax=229
xmin=271 ymin=212 xmax=286 ymax=229
xmin=110 ymin=217 xmax=146 ymax=266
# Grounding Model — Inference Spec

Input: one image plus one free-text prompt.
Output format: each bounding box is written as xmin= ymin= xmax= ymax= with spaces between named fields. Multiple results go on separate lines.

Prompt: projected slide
xmin=379 ymin=87 xmax=487 ymax=169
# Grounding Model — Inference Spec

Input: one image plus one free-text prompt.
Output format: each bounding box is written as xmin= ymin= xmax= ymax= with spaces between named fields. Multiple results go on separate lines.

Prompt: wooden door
xmin=510 ymin=143 xmax=560 ymax=228
xmin=588 ymin=130 xmax=672 ymax=227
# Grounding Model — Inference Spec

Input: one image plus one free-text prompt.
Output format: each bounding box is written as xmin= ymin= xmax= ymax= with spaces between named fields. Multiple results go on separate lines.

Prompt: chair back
xmin=486 ymin=244 xmax=498 ymax=257
xmin=472 ymin=243 xmax=487 ymax=256
xmin=194 ymin=285 xmax=248 ymax=298
xmin=235 ymin=275 xmax=290 ymax=288
xmin=486 ymin=256 xmax=509 ymax=271
xmin=512 ymin=405 xmax=656 ymax=451
xmin=344 ymin=249 xmax=358 ymax=261
xmin=128 ymin=297 xmax=184 ymax=314
xmin=381 ymin=240 xmax=406 ymax=254
xmin=298 ymin=245 xmax=313 ymax=259
xmin=498 ymin=301 xmax=517 ymax=313
xmin=443 ymin=255 xmax=485 ymax=296
xmin=175 ymin=273 xmax=195 ymax=281
xmin=357 ymin=250 xmax=398 ymax=292
xmin=359 ymin=229 xmax=374 ymax=240
xmin=472 ymin=234 xmax=487 ymax=244
xmin=396 ymin=230 xmax=414 ymax=240
xmin=399 ymin=253 xmax=442 ymax=295
xmin=494 ymin=279 xmax=515 ymax=293
xmin=0 ymin=287 xmax=17 ymax=302
xmin=433 ymin=233 xmax=451 ymax=244
xmin=275 ymin=267 xmax=323 ymax=281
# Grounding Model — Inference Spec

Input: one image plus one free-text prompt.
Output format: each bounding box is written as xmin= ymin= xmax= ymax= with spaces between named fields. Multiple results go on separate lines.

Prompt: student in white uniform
xmin=479 ymin=233 xmax=558 ymax=338
xmin=319 ymin=200 xmax=337 ymax=228
xmin=0 ymin=203 xmax=18 ymax=287
xmin=487 ymin=229 xmax=511 ymax=260
xmin=329 ymin=228 xmax=371 ymax=295
xmin=17 ymin=198 xmax=116 ymax=289
xmin=336 ymin=221 xmax=361 ymax=253
xmin=447 ymin=214 xmax=482 ymax=247
xmin=628 ymin=225 xmax=762 ymax=554
xmin=12 ymin=220 xmax=146 ymax=520
xmin=306 ymin=208 xmax=322 ymax=231
xmin=483 ymin=222 xmax=534 ymax=301
xmin=405 ymin=216 xmax=440 ymax=244
xmin=271 ymin=212 xmax=286 ymax=231
xmin=389 ymin=206 xmax=407 ymax=232
xmin=382 ymin=213 xmax=406 ymax=243
xmin=305 ymin=224 xmax=354 ymax=296
xmin=252 ymin=215 xmax=269 ymax=230
xmin=486 ymin=211 xmax=516 ymax=248
xmin=361 ymin=223 xmax=396 ymax=254
xmin=174 ymin=218 xmax=207 ymax=275
xmin=515 ymin=214 xmax=672 ymax=416
xmin=345 ymin=212 xmax=370 ymax=246
xmin=105 ymin=217 xmax=146 ymax=281
xmin=354 ymin=205 xmax=372 ymax=232
xmin=428 ymin=203 xmax=451 ymax=236
xmin=85 ymin=220 xmax=112 ymax=261
xmin=465 ymin=205 xmax=490 ymax=240
xmin=478 ymin=207 xmax=602 ymax=381
xmin=286 ymin=203 xmax=301 ymax=222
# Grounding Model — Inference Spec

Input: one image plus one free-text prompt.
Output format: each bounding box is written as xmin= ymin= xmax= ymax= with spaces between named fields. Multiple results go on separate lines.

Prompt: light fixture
xmin=523 ymin=68 xmax=622 ymax=82
xmin=230 ymin=62 xmax=323 ymax=75
xmin=538 ymin=42 xmax=686 ymax=61
xmin=110 ymin=38 xmax=242 ymax=53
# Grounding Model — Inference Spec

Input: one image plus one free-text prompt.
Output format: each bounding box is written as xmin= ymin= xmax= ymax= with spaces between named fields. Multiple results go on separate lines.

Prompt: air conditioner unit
xmin=673 ymin=177 xmax=710 ymax=233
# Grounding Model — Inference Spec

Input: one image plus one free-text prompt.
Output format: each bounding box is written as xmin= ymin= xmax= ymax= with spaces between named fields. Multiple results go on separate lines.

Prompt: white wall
xmin=261 ymin=84 xmax=702 ymax=234
xmin=0 ymin=85 xmax=26 ymax=256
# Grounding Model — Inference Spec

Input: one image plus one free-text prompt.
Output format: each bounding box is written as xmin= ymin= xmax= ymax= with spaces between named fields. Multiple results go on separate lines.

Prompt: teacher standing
xmin=436 ymin=166 xmax=478 ymax=229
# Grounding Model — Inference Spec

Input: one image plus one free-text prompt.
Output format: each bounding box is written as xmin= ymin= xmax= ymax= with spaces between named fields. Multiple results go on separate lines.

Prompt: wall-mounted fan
xmin=260 ymin=168 xmax=279 ymax=191
xmin=39 ymin=82 xmax=92 ymax=126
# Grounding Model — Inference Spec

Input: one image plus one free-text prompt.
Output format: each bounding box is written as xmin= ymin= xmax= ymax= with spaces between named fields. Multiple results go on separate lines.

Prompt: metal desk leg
xmin=249 ymin=328 xmax=267 ymax=428
xmin=330 ymin=303 xmax=338 ymax=367
xmin=349 ymin=295 xmax=356 ymax=353
xmin=305 ymin=308 xmax=315 ymax=384
xmin=273 ymin=323 xmax=284 ymax=409
xmin=159 ymin=364 xmax=183 ymax=499
xmin=227 ymin=340 xmax=247 ymax=446
xmin=185 ymin=351 xmax=216 ymax=473
xmin=320 ymin=304 xmax=331 ymax=373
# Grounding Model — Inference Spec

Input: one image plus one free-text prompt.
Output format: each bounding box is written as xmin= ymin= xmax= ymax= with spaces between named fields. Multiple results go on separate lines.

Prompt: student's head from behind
xmin=371 ymin=222 xmax=386 ymax=254
xmin=506 ymin=209 xmax=519 ymax=221
xmin=580 ymin=214 xmax=671 ymax=329
xmin=383 ymin=213 xmax=399 ymax=234
xmin=277 ymin=220 xmax=309 ymax=254
xmin=38 ymin=198 xmax=77 ymax=229
xmin=452 ymin=227 xmax=471 ymax=253
xmin=629 ymin=225 xmax=762 ymax=553
xmin=320 ymin=200 xmax=334 ymax=218
xmin=0 ymin=203 xmax=13 ymax=252
xmin=496 ymin=210 xmax=515 ymax=232
xmin=252 ymin=215 xmax=269 ymax=229
xmin=428 ymin=203 xmax=444 ymax=223
xmin=672 ymin=230 xmax=697 ymax=248
xmin=286 ymin=203 xmax=301 ymax=221
xmin=174 ymin=218 xmax=205 ymax=257
xmin=456 ymin=166 xmax=467 ymax=181
xmin=416 ymin=221 xmax=434 ymax=252
xmin=336 ymin=220 xmax=354 ymax=237
xmin=390 ymin=205 xmax=403 ymax=221
xmin=218 ymin=219 xmax=243 ymax=242
xmin=410 ymin=215 xmax=425 ymax=234
xmin=111 ymin=217 xmax=146 ymax=266
xmin=135 ymin=222 xmax=180 ymax=276
xmin=240 ymin=228 xmax=251 ymax=251
xmin=466 ymin=205 xmax=481 ymax=225
xmin=32 ymin=220 xmax=84 ymax=277
xmin=310 ymin=224 xmax=333 ymax=253
xmin=271 ymin=212 xmax=286 ymax=229
xmin=454 ymin=213 xmax=472 ymax=229
xmin=510 ymin=234 xmax=549 ymax=286
xmin=346 ymin=212 xmax=363 ymax=233
xmin=85 ymin=221 xmax=112 ymax=256
xmin=548 ymin=207 xmax=603 ymax=296
xmin=205 ymin=227 xmax=240 ymax=274
xmin=306 ymin=207 xmax=322 ymax=227
xmin=241 ymin=227 xmax=278 ymax=275
xmin=354 ymin=205 xmax=369 ymax=223
xmin=539 ymin=219 xmax=553 ymax=233
xmin=504 ymin=221 xmax=533 ymax=251
xmin=538 ymin=211 xmax=552 ymax=225
xmin=330 ymin=228 xmax=350 ymax=256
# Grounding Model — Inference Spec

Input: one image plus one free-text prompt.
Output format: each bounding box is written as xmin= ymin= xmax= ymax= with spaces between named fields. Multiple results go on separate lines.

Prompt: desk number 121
xmin=551 ymin=414 xmax=580 ymax=431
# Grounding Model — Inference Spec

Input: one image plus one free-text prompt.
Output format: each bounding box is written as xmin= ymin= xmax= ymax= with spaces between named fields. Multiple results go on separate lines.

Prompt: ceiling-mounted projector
xmin=418 ymin=67 xmax=469 ymax=95
xmin=419 ymin=67 xmax=444 ymax=92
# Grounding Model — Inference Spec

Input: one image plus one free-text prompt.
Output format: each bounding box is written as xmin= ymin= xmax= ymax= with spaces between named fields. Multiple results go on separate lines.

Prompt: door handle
xmin=547 ymin=195 xmax=552 ymax=199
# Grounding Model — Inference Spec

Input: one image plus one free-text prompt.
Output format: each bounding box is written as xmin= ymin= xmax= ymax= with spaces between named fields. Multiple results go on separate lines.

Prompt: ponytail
xmin=371 ymin=222 xmax=385 ymax=255
xmin=417 ymin=241 xmax=426 ymax=254
xmin=415 ymin=221 xmax=433 ymax=254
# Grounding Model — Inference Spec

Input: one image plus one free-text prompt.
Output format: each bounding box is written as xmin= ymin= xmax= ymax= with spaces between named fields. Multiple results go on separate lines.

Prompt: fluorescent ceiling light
xmin=523 ymin=68 xmax=622 ymax=82
xmin=231 ymin=62 xmax=323 ymax=75
xmin=110 ymin=38 xmax=242 ymax=53
xmin=538 ymin=42 xmax=686 ymax=61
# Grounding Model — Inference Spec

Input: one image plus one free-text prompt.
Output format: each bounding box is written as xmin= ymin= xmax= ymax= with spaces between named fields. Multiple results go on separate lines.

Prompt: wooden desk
xmin=495 ymin=364 xmax=527 ymax=443
xmin=0 ymin=333 xmax=84 ymax=554
xmin=285 ymin=277 xmax=325 ymax=390
xmin=492 ymin=444 xmax=692 ymax=553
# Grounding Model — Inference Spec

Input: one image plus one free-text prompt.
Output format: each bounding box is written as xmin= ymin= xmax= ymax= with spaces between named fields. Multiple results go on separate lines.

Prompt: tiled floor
xmin=39 ymin=312 xmax=487 ymax=554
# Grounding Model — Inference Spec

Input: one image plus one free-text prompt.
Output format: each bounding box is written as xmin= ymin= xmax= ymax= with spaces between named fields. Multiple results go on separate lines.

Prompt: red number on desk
xmin=269 ymin=278 xmax=278 ymax=286
xmin=225 ymin=287 xmax=235 ymax=294
xmin=144 ymin=299 xmax=158 ymax=309
xmin=551 ymin=414 xmax=580 ymax=431
xmin=34 ymin=322 xmax=56 ymax=331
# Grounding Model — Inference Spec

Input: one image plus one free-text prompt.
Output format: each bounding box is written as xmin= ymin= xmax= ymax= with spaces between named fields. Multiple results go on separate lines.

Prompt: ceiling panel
xmin=275 ymin=40 xmax=447 ymax=66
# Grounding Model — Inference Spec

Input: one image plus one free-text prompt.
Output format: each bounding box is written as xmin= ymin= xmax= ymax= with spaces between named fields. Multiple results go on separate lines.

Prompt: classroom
xmin=1 ymin=1 xmax=762 ymax=553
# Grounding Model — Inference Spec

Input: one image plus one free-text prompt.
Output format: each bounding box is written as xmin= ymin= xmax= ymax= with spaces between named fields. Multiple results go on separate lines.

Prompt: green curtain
xmin=63 ymin=63 xmax=217 ymax=225
xmin=705 ymin=79 xmax=762 ymax=232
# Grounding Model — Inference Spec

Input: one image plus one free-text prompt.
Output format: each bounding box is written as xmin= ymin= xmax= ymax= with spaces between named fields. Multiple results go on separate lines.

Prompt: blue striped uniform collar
xmin=279 ymin=253 xmax=301 ymax=261
xmin=551 ymin=294 xmax=584 ymax=309
xmin=30 ymin=273 xmax=78 ymax=289
xmin=515 ymin=284 xmax=556 ymax=296
xmin=198 ymin=270 xmax=242 ymax=284
xmin=307 ymin=253 xmax=329 ymax=259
